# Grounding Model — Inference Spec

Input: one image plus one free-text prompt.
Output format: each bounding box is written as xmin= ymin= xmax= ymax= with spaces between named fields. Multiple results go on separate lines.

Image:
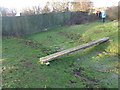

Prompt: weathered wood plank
xmin=39 ymin=37 xmax=109 ymax=63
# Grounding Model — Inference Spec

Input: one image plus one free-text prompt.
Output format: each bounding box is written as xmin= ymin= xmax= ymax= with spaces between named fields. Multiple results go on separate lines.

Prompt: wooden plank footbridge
xmin=39 ymin=37 xmax=109 ymax=65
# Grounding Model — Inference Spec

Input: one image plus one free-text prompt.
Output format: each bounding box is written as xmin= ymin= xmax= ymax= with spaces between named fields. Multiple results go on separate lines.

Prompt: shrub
xmin=65 ymin=12 xmax=98 ymax=26
xmin=106 ymin=6 xmax=119 ymax=20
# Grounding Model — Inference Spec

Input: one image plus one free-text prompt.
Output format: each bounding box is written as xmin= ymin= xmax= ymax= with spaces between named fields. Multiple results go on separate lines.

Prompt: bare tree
xmin=0 ymin=8 xmax=7 ymax=16
xmin=32 ymin=6 xmax=42 ymax=14
xmin=49 ymin=2 xmax=70 ymax=12
xmin=21 ymin=5 xmax=42 ymax=15
xmin=71 ymin=0 xmax=93 ymax=12
xmin=20 ymin=0 xmax=93 ymax=16
xmin=21 ymin=2 xmax=71 ymax=15
xmin=21 ymin=7 xmax=35 ymax=15
xmin=0 ymin=7 xmax=17 ymax=16
xmin=41 ymin=2 xmax=51 ymax=13
xmin=9 ymin=8 xmax=17 ymax=15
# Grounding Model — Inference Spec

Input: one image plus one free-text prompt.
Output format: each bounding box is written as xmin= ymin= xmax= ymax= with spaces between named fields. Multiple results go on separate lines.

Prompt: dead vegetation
xmin=65 ymin=12 xmax=98 ymax=26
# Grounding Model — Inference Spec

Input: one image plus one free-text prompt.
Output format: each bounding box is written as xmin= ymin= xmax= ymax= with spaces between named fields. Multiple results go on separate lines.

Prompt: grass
xmin=2 ymin=20 xmax=119 ymax=88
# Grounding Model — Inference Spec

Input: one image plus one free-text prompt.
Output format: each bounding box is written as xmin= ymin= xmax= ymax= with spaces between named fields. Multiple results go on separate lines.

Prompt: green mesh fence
xmin=2 ymin=11 xmax=83 ymax=36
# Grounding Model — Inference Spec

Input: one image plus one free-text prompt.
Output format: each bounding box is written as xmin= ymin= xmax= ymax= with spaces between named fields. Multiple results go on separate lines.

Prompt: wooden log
xmin=39 ymin=37 xmax=109 ymax=63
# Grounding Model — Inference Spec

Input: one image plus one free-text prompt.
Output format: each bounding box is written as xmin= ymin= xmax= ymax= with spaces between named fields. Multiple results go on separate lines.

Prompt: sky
xmin=0 ymin=0 xmax=119 ymax=12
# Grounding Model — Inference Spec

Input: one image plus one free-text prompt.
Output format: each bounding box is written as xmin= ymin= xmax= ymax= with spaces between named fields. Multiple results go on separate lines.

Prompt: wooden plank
xmin=39 ymin=37 xmax=109 ymax=63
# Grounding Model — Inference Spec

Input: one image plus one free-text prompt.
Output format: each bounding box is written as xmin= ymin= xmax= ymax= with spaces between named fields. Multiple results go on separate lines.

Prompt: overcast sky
xmin=0 ymin=0 xmax=119 ymax=12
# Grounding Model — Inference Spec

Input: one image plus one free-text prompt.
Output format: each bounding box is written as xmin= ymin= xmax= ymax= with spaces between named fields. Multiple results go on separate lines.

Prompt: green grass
xmin=2 ymin=20 xmax=119 ymax=88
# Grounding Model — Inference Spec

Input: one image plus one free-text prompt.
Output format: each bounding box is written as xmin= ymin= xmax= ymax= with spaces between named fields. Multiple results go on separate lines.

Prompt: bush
xmin=65 ymin=12 xmax=98 ymax=26
xmin=106 ymin=6 xmax=119 ymax=20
